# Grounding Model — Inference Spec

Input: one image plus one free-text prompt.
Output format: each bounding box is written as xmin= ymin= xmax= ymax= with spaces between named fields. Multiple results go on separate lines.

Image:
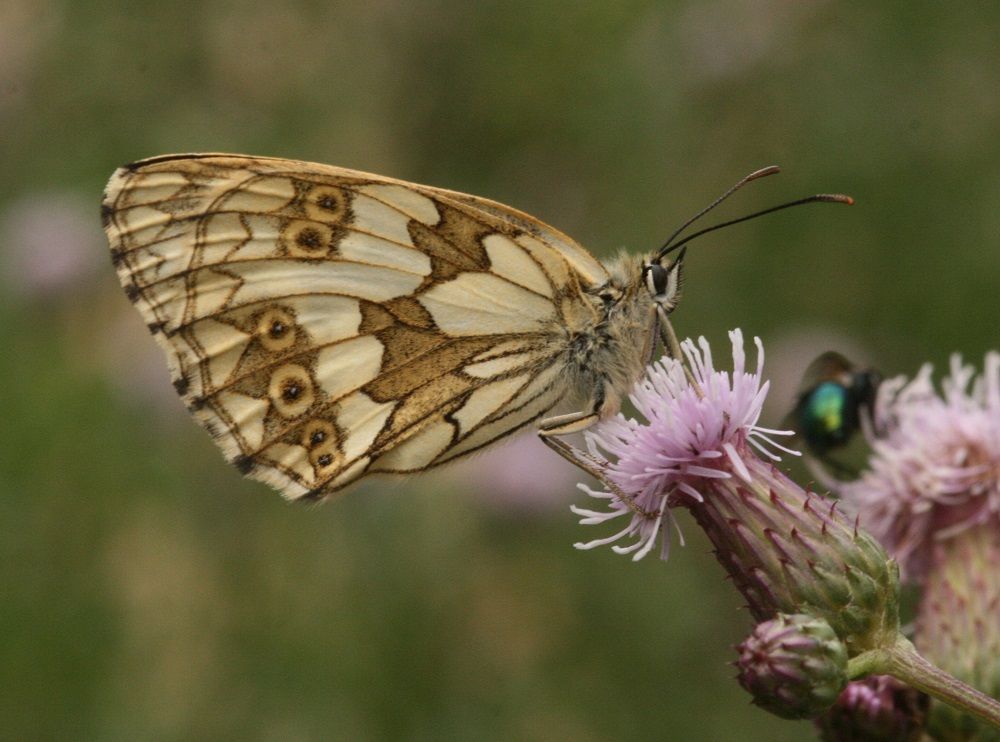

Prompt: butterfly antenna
xmin=659 ymin=193 xmax=854 ymax=258
xmin=657 ymin=165 xmax=781 ymax=257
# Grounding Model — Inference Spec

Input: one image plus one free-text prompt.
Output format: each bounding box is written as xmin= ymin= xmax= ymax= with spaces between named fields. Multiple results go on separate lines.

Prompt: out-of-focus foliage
xmin=1 ymin=1 xmax=998 ymax=739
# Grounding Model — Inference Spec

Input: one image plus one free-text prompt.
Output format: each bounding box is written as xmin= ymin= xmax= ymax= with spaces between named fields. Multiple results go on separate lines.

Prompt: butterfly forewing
xmin=103 ymin=154 xmax=603 ymax=499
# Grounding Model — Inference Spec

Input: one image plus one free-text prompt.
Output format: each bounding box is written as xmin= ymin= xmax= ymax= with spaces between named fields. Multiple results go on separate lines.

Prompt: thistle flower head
xmin=572 ymin=331 xmax=900 ymax=653
xmin=573 ymin=330 xmax=796 ymax=560
xmin=736 ymin=613 xmax=848 ymax=720
xmin=837 ymin=353 xmax=1000 ymax=582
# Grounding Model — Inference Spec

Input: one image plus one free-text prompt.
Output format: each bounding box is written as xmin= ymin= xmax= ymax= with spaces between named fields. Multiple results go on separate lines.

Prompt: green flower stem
xmin=847 ymin=637 xmax=1000 ymax=731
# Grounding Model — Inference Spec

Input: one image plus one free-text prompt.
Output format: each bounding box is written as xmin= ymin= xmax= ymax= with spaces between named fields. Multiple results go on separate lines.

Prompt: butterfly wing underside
xmin=103 ymin=154 xmax=608 ymax=500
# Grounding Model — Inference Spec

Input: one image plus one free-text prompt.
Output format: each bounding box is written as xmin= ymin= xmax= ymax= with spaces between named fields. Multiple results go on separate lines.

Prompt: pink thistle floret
xmin=573 ymin=329 xmax=798 ymax=560
xmin=837 ymin=352 xmax=1000 ymax=582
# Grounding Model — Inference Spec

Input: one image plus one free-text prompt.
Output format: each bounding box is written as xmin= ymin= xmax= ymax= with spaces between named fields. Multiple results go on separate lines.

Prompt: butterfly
xmin=103 ymin=154 xmax=849 ymax=501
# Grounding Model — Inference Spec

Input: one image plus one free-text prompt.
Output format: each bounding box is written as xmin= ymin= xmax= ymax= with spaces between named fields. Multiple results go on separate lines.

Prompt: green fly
xmin=789 ymin=351 xmax=881 ymax=476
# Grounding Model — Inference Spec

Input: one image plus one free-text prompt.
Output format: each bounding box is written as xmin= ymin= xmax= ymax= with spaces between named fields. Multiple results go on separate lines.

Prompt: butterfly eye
xmin=645 ymin=263 xmax=670 ymax=298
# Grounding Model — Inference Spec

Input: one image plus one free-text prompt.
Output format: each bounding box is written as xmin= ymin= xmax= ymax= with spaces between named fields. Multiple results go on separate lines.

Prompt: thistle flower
xmin=836 ymin=352 xmax=1000 ymax=583
xmin=572 ymin=330 xmax=899 ymax=653
xmin=816 ymin=675 xmax=927 ymax=741
xmin=573 ymin=330 xmax=790 ymax=561
xmin=736 ymin=613 xmax=848 ymax=720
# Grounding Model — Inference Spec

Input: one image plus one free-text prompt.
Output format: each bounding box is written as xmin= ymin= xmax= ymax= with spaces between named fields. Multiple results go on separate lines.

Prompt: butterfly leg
xmin=536 ymin=386 xmax=659 ymax=519
xmin=657 ymin=305 xmax=702 ymax=394
xmin=538 ymin=423 xmax=661 ymax=519
xmin=537 ymin=409 xmax=600 ymax=436
xmin=657 ymin=305 xmax=684 ymax=361
xmin=537 ymin=376 xmax=610 ymax=435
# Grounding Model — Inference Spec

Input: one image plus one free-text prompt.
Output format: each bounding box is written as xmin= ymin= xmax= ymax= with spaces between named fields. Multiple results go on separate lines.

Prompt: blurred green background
xmin=2 ymin=1 xmax=998 ymax=740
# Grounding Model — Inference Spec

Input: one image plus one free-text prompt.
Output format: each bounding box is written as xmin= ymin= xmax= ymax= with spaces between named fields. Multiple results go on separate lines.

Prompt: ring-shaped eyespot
xmin=268 ymin=364 xmax=315 ymax=418
xmin=302 ymin=419 xmax=337 ymax=449
xmin=257 ymin=307 xmax=297 ymax=352
xmin=285 ymin=219 xmax=335 ymax=258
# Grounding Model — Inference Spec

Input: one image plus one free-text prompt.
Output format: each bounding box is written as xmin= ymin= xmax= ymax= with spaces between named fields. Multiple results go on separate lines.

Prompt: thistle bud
xmin=736 ymin=613 xmax=848 ymax=720
xmin=816 ymin=675 xmax=927 ymax=741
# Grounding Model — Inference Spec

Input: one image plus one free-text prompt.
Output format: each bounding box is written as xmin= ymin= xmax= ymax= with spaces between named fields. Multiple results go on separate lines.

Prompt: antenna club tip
xmin=816 ymin=194 xmax=855 ymax=205
xmin=750 ymin=165 xmax=782 ymax=180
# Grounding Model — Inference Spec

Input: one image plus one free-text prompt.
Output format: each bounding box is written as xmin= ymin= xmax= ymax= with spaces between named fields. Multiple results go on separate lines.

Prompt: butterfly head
xmin=642 ymin=247 xmax=684 ymax=313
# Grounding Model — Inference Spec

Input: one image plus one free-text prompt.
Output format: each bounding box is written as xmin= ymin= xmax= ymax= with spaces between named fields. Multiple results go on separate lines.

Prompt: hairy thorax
xmin=557 ymin=251 xmax=658 ymax=419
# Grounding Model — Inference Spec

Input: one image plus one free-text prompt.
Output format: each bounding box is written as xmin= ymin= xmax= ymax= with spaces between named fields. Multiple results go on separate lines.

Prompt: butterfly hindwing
xmin=103 ymin=154 xmax=601 ymax=499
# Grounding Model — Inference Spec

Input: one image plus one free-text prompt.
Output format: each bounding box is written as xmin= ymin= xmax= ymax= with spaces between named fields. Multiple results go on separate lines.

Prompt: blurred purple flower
xmin=836 ymin=352 xmax=1000 ymax=582
xmin=447 ymin=432 xmax=578 ymax=511
xmin=0 ymin=191 xmax=105 ymax=300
